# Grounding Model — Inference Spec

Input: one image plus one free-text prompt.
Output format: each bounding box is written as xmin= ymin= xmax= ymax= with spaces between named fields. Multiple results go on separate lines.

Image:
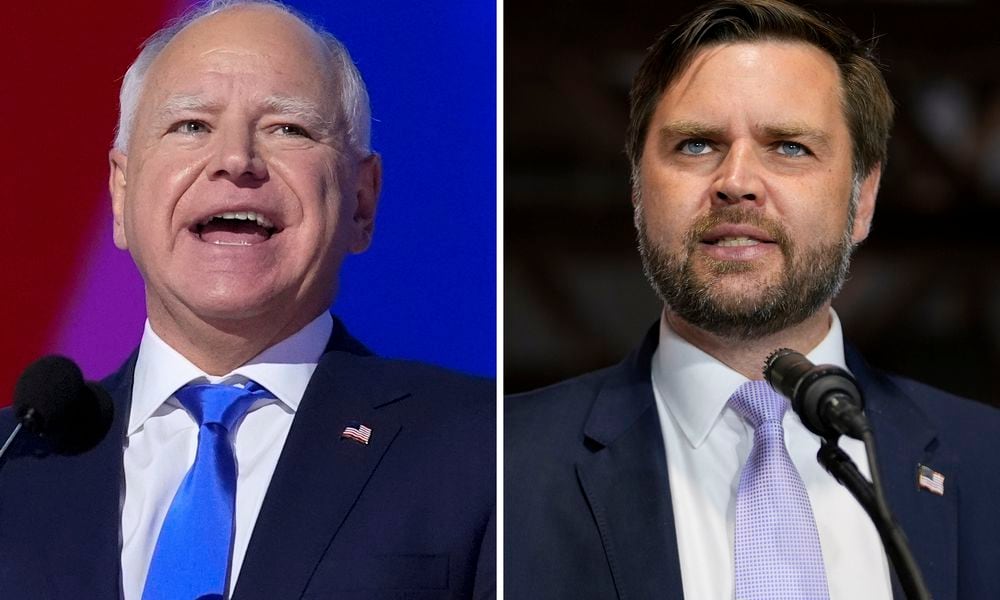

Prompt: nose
xmin=712 ymin=143 xmax=764 ymax=206
xmin=208 ymin=126 xmax=268 ymax=183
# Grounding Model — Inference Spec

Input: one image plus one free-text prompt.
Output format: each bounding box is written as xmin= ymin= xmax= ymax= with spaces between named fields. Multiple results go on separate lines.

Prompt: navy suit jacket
xmin=0 ymin=318 xmax=495 ymax=599
xmin=505 ymin=323 xmax=1000 ymax=599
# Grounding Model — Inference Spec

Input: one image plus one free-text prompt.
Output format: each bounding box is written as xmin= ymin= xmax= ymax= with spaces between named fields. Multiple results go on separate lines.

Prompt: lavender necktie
xmin=729 ymin=380 xmax=830 ymax=600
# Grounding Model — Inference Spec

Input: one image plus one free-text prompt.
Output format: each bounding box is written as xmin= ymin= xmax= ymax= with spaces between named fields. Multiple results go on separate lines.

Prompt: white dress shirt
xmin=650 ymin=311 xmax=893 ymax=600
xmin=120 ymin=313 xmax=332 ymax=600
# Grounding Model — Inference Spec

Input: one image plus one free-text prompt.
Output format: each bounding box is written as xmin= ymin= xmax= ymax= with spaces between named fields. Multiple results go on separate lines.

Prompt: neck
xmin=147 ymin=304 xmax=326 ymax=376
xmin=664 ymin=305 xmax=833 ymax=380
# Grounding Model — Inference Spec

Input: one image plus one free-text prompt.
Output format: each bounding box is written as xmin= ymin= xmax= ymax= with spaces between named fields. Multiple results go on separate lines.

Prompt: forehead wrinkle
xmin=152 ymin=93 xmax=332 ymax=127
xmin=196 ymin=47 xmax=266 ymax=61
xmin=156 ymin=93 xmax=225 ymax=117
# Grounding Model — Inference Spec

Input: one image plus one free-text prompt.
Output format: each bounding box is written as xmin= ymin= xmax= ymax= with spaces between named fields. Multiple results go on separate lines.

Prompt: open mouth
xmin=699 ymin=224 xmax=777 ymax=248
xmin=706 ymin=236 xmax=767 ymax=247
xmin=193 ymin=211 xmax=280 ymax=245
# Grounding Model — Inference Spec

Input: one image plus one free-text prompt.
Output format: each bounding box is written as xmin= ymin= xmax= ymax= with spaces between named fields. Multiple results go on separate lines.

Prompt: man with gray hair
xmin=0 ymin=2 xmax=494 ymax=599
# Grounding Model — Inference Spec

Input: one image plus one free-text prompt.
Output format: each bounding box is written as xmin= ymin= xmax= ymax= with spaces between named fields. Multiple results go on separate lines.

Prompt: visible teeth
xmin=716 ymin=236 xmax=759 ymax=247
xmin=253 ymin=213 xmax=274 ymax=229
xmin=199 ymin=211 xmax=275 ymax=230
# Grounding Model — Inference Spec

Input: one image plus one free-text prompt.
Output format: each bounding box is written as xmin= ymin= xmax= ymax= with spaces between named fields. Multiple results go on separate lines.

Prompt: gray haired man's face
xmin=108 ymin=5 xmax=380 ymax=340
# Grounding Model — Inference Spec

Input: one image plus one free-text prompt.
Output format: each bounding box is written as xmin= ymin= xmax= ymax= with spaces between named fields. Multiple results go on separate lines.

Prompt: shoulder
xmin=852 ymin=349 xmax=1000 ymax=486
xmin=314 ymin=351 xmax=495 ymax=437
xmin=325 ymin=352 xmax=493 ymax=401
xmin=506 ymin=366 xmax=615 ymax=427
xmin=323 ymin=316 xmax=494 ymax=411
xmin=506 ymin=325 xmax=659 ymax=459
xmin=870 ymin=368 xmax=1000 ymax=442
xmin=366 ymin=356 xmax=494 ymax=399
xmin=847 ymin=343 xmax=1000 ymax=438
xmin=505 ymin=365 xmax=624 ymax=467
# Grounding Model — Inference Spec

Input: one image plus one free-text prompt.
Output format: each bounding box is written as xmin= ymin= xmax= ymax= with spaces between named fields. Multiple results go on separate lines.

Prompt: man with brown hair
xmin=506 ymin=1 xmax=1000 ymax=598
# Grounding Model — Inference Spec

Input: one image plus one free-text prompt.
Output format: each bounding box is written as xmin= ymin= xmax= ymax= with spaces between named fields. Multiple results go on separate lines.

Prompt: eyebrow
xmin=759 ymin=123 xmax=831 ymax=150
xmin=155 ymin=94 xmax=225 ymax=118
xmin=657 ymin=120 xmax=832 ymax=149
xmin=657 ymin=120 xmax=725 ymax=141
xmin=262 ymin=95 xmax=332 ymax=131
xmin=154 ymin=93 xmax=333 ymax=131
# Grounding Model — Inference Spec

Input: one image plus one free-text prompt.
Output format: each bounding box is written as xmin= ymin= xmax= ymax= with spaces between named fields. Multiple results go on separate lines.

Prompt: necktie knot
xmin=174 ymin=381 xmax=270 ymax=431
xmin=143 ymin=380 xmax=270 ymax=600
xmin=729 ymin=380 xmax=829 ymax=599
xmin=729 ymin=379 xmax=788 ymax=428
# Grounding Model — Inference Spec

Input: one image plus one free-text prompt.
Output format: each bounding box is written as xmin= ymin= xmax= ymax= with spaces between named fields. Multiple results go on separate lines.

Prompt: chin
xmin=704 ymin=290 xmax=774 ymax=316
xmin=191 ymin=301 xmax=273 ymax=326
xmin=180 ymin=282 xmax=282 ymax=323
xmin=697 ymin=263 xmax=782 ymax=294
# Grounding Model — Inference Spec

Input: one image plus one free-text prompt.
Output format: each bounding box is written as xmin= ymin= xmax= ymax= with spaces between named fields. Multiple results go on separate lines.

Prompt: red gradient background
xmin=1 ymin=3 xmax=174 ymax=403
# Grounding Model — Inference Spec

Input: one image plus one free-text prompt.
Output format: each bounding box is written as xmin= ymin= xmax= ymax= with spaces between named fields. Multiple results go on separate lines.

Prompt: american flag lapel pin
xmin=917 ymin=464 xmax=945 ymax=496
xmin=341 ymin=420 xmax=373 ymax=445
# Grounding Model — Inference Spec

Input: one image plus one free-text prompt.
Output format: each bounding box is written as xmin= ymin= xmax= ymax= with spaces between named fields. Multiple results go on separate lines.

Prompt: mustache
xmin=684 ymin=206 xmax=792 ymax=251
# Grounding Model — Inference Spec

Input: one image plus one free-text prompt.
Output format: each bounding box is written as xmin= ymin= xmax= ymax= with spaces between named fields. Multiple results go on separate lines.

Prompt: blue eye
xmin=277 ymin=124 xmax=309 ymax=137
xmin=174 ymin=120 xmax=208 ymax=134
xmin=679 ymin=139 xmax=713 ymax=155
xmin=776 ymin=141 xmax=808 ymax=156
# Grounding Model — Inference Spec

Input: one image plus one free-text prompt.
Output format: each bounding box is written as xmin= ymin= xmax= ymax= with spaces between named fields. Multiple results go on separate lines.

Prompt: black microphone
xmin=766 ymin=350 xmax=931 ymax=599
xmin=764 ymin=348 xmax=870 ymax=440
xmin=2 ymin=355 xmax=114 ymax=457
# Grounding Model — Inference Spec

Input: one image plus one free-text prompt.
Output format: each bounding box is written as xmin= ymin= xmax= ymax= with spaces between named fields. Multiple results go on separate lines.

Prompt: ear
xmin=850 ymin=165 xmax=881 ymax=244
xmin=109 ymin=149 xmax=129 ymax=250
xmin=348 ymin=152 xmax=382 ymax=254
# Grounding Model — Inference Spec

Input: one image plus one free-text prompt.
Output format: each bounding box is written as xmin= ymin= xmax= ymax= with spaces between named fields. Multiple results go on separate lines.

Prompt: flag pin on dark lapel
xmin=341 ymin=420 xmax=372 ymax=445
xmin=917 ymin=464 xmax=945 ymax=496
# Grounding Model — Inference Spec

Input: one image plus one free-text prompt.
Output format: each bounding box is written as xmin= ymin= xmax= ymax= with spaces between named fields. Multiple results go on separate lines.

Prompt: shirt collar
xmin=128 ymin=312 xmax=333 ymax=436
xmin=650 ymin=309 xmax=848 ymax=449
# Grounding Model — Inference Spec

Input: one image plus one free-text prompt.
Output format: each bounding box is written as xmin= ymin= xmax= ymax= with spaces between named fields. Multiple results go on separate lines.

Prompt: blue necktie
xmin=730 ymin=380 xmax=830 ymax=600
xmin=142 ymin=382 xmax=271 ymax=600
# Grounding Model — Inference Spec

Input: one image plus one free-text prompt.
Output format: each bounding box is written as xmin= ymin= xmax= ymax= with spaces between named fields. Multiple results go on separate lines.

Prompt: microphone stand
xmin=0 ymin=422 xmax=23 ymax=462
xmin=765 ymin=349 xmax=931 ymax=600
xmin=817 ymin=434 xmax=930 ymax=600
xmin=0 ymin=407 xmax=33 ymax=464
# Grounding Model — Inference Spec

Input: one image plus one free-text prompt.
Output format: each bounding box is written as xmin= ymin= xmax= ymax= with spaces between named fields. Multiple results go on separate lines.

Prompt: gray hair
xmin=113 ymin=0 xmax=371 ymax=155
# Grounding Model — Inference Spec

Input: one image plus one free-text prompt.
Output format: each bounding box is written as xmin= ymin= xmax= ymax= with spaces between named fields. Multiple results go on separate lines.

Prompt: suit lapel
xmin=234 ymin=332 xmax=407 ymax=600
xmin=847 ymin=347 xmax=957 ymax=600
xmin=575 ymin=327 xmax=683 ymax=599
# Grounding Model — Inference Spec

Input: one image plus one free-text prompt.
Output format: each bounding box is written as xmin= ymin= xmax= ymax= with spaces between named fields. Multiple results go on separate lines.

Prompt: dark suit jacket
xmin=0 ymin=317 xmax=495 ymax=599
xmin=505 ymin=323 xmax=1000 ymax=599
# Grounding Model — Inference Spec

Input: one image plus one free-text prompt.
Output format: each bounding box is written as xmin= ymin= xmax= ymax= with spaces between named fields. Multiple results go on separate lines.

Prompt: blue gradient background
xmin=315 ymin=2 xmax=496 ymax=376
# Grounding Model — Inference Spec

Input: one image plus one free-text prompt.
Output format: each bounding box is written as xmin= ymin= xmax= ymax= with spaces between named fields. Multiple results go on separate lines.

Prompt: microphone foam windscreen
xmin=13 ymin=355 xmax=87 ymax=434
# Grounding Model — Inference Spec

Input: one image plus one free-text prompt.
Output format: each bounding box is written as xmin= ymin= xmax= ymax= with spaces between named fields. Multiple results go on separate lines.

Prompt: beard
xmin=635 ymin=202 xmax=856 ymax=340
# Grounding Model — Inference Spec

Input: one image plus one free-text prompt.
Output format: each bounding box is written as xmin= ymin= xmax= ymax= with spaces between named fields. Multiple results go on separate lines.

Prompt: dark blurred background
xmin=504 ymin=0 xmax=1000 ymax=404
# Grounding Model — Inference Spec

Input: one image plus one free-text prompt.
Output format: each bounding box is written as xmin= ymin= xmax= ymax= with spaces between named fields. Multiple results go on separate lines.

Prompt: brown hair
xmin=626 ymin=0 xmax=894 ymax=178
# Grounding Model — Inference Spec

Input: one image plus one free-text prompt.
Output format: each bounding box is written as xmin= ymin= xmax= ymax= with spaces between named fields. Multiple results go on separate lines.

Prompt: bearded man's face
xmin=633 ymin=41 xmax=880 ymax=338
